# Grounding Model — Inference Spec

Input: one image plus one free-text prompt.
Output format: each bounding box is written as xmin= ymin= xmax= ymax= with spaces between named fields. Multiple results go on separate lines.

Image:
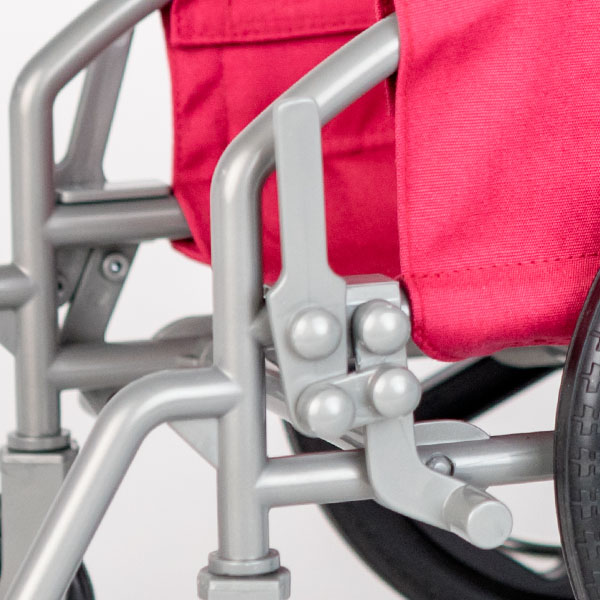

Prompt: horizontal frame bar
xmin=49 ymin=337 xmax=210 ymax=391
xmin=45 ymin=197 xmax=190 ymax=246
xmin=258 ymin=431 xmax=554 ymax=508
xmin=0 ymin=265 xmax=34 ymax=310
xmin=420 ymin=431 xmax=553 ymax=488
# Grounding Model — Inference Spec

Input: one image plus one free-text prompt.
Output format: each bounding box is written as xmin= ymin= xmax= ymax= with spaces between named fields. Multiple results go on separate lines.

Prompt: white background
xmin=0 ymin=3 xmax=563 ymax=599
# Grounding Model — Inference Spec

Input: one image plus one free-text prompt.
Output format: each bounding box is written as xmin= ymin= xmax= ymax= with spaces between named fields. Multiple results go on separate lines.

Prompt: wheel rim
xmin=555 ymin=269 xmax=600 ymax=600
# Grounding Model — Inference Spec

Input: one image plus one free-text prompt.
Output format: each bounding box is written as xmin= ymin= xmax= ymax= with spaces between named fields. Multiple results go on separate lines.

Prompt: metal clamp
xmin=357 ymin=291 xmax=513 ymax=550
xmin=265 ymin=96 xmax=512 ymax=550
xmin=267 ymin=97 xmax=349 ymax=435
xmin=364 ymin=416 xmax=513 ymax=549
xmin=267 ymin=99 xmax=417 ymax=438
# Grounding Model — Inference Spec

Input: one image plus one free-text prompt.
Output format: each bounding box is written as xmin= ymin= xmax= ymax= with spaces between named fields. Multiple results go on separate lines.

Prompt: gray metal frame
xmin=0 ymin=2 xmax=560 ymax=599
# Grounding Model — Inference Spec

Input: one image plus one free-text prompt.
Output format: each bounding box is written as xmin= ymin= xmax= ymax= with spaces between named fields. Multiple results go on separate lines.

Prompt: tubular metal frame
xmin=0 ymin=2 xmax=560 ymax=599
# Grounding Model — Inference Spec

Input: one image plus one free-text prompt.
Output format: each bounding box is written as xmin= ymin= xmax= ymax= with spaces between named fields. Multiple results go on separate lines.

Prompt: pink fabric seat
xmin=164 ymin=0 xmax=600 ymax=361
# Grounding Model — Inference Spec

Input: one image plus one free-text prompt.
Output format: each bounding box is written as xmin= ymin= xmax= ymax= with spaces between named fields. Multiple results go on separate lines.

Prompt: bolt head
xmin=101 ymin=252 xmax=129 ymax=282
xmin=288 ymin=308 xmax=342 ymax=360
xmin=426 ymin=454 xmax=454 ymax=476
xmin=369 ymin=367 xmax=421 ymax=418
xmin=353 ymin=300 xmax=410 ymax=356
xmin=297 ymin=385 xmax=355 ymax=438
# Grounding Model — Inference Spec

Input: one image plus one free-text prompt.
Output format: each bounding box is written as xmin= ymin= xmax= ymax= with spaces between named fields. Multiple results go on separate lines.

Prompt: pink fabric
xmin=164 ymin=0 xmax=600 ymax=360
xmin=381 ymin=0 xmax=600 ymax=359
xmin=163 ymin=0 xmax=398 ymax=285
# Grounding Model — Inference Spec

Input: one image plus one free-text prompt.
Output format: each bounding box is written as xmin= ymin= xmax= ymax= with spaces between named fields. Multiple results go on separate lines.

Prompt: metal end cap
xmin=443 ymin=485 xmax=513 ymax=550
xmin=353 ymin=299 xmax=410 ymax=355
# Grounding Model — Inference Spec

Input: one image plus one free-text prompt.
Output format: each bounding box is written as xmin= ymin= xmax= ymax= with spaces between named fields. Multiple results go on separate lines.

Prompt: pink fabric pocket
xmin=163 ymin=0 xmax=398 ymax=285
xmin=381 ymin=0 xmax=600 ymax=359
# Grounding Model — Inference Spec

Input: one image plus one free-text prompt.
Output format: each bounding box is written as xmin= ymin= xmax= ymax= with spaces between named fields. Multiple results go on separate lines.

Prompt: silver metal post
xmin=8 ymin=0 xmax=169 ymax=448
xmin=5 ymin=367 xmax=239 ymax=600
xmin=209 ymin=14 xmax=399 ymax=570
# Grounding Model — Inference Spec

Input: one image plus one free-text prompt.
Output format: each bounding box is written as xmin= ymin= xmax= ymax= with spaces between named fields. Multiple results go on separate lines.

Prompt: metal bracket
xmin=364 ymin=416 xmax=513 ymax=549
xmin=56 ymin=180 xmax=171 ymax=205
xmin=264 ymin=97 xmax=512 ymax=549
xmin=60 ymin=245 xmax=137 ymax=343
xmin=154 ymin=317 xmax=218 ymax=467
xmin=357 ymin=292 xmax=514 ymax=549
xmin=267 ymin=97 xmax=348 ymax=435
xmin=79 ymin=316 xmax=219 ymax=467
xmin=55 ymin=248 xmax=90 ymax=306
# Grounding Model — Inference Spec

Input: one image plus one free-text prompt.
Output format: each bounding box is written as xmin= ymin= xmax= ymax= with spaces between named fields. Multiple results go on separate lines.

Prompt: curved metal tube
xmin=9 ymin=0 xmax=169 ymax=443
xmin=6 ymin=367 xmax=239 ymax=600
xmin=210 ymin=13 xmax=399 ymax=563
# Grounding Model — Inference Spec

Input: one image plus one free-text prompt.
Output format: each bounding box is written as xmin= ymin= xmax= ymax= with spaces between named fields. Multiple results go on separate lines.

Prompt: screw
xmin=101 ymin=252 xmax=129 ymax=282
xmin=426 ymin=454 xmax=454 ymax=476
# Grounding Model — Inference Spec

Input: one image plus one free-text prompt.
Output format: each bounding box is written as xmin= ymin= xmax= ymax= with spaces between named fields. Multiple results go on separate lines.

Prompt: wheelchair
xmin=0 ymin=1 xmax=599 ymax=599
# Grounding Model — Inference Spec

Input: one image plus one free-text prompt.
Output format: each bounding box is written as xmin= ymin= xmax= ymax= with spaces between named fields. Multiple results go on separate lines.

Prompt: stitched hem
xmin=406 ymin=252 xmax=600 ymax=279
xmin=404 ymin=255 xmax=600 ymax=361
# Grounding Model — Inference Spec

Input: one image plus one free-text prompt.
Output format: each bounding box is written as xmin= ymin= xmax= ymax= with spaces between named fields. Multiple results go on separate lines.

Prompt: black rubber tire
xmin=556 ymin=270 xmax=600 ymax=600
xmin=67 ymin=564 xmax=96 ymax=600
xmin=0 ymin=496 xmax=95 ymax=600
xmin=288 ymin=357 xmax=572 ymax=600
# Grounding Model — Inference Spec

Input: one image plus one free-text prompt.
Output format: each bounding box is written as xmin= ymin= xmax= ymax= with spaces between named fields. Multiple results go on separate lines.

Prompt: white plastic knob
xmin=296 ymin=385 xmax=356 ymax=438
xmin=443 ymin=486 xmax=513 ymax=550
xmin=369 ymin=367 xmax=421 ymax=418
xmin=353 ymin=300 xmax=410 ymax=356
xmin=288 ymin=308 xmax=342 ymax=360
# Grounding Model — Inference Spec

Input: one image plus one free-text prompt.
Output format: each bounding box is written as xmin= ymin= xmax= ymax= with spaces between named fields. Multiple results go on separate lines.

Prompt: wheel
xmin=288 ymin=357 xmax=572 ymax=600
xmin=556 ymin=270 xmax=600 ymax=600
xmin=0 ymin=496 xmax=95 ymax=600
xmin=67 ymin=564 xmax=95 ymax=600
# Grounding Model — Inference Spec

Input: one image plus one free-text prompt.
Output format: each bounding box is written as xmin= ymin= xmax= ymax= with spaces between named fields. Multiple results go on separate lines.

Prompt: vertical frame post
xmin=8 ymin=0 xmax=169 ymax=450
